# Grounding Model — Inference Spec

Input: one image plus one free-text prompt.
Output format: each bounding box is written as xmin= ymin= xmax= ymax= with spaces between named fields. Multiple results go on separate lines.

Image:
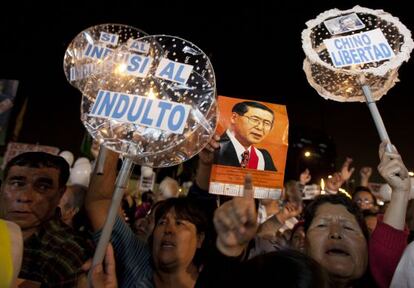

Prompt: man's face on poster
xmin=340 ymin=17 xmax=355 ymax=30
xmin=231 ymin=106 xmax=274 ymax=147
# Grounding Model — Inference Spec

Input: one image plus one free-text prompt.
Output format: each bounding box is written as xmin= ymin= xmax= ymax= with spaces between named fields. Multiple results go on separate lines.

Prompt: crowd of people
xmin=0 ymin=135 xmax=413 ymax=288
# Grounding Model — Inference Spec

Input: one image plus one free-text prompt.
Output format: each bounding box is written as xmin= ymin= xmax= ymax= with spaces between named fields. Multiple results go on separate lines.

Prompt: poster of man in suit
xmin=209 ymin=95 xmax=288 ymax=199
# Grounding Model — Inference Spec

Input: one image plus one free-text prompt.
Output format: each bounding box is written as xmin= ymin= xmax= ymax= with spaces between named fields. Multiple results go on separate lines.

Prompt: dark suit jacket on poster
xmin=214 ymin=133 xmax=277 ymax=171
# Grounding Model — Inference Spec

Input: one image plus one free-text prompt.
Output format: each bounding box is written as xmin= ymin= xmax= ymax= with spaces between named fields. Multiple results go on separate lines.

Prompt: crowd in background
xmin=0 ymin=136 xmax=413 ymax=288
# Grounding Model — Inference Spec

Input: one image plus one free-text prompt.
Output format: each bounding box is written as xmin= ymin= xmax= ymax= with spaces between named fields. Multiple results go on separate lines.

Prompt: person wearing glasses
xmin=214 ymin=101 xmax=277 ymax=171
xmin=352 ymin=186 xmax=378 ymax=212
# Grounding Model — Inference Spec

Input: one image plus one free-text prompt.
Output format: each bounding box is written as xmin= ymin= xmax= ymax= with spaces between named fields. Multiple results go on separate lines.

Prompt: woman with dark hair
xmin=87 ymin=150 xmax=240 ymax=287
xmin=149 ymin=198 xmax=211 ymax=287
xmin=303 ymin=194 xmax=373 ymax=288
xmin=352 ymin=186 xmax=378 ymax=212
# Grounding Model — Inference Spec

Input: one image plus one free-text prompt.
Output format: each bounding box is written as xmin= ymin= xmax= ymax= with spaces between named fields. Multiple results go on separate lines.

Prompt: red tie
xmin=247 ymin=147 xmax=258 ymax=169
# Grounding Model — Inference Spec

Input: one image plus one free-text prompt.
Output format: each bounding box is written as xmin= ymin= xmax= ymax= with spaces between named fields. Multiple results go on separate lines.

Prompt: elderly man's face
xmin=1 ymin=165 xmax=63 ymax=231
xmin=306 ymin=203 xmax=368 ymax=282
xmin=231 ymin=107 xmax=274 ymax=147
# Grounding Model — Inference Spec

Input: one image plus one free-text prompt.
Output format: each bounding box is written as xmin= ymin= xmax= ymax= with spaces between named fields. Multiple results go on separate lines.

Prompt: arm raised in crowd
xmin=340 ymin=157 xmax=355 ymax=183
xmin=369 ymin=141 xmax=410 ymax=288
xmin=377 ymin=142 xmax=410 ymax=230
xmin=257 ymin=202 xmax=301 ymax=239
xmin=360 ymin=166 xmax=372 ymax=188
xmin=84 ymin=150 xmax=154 ymax=287
xmin=85 ymin=149 xmax=119 ymax=231
xmin=213 ymin=174 xmax=258 ymax=257
xmin=299 ymin=169 xmax=311 ymax=186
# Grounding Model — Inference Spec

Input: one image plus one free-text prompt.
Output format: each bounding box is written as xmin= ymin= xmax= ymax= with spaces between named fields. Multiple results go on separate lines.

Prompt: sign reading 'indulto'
xmin=89 ymin=90 xmax=191 ymax=134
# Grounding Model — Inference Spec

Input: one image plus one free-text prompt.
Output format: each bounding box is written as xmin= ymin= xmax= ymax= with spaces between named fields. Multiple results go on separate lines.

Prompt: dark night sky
xmin=0 ymin=0 xmax=413 ymax=183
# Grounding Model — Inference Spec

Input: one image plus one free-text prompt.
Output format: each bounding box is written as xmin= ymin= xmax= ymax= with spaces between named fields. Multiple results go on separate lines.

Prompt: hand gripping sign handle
xmin=88 ymin=156 xmax=134 ymax=287
xmin=361 ymin=84 xmax=393 ymax=153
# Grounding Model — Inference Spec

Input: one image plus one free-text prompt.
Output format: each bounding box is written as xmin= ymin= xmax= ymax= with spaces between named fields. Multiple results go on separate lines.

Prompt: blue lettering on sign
xmin=174 ymin=64 xmax=186 ymax=83
xmin=156 ymin=102 xmax=172 ymax=127
xmin=349 ymin=49 xmax=360 ymax=64
xmin=141 ymin=99 xmax=154 ymax=126
xmin=325 ymin=29 xmax=395 ymax=68
xmin=127 ymin=97 xmax=146 ymax=122
xmin=89 ymin=90 xmax=191 ymax=134
xmin=342 ymin=50 xmax=353 ymax=65
xmin=373 ymin=45 xmax=384 ymax=59
xmin=361 ymin=34 xmax=371 ymax=45
xmin=100 ymin=33 xmax=111 ymax=42
xmin=127 ymin=55 xmax=143 ymax=72
xmin=84 ymin=44 xmax=112 ymax=60
xmin=168 ymin=106 xmax=186 ymax=132
xmin=112 ymin=94 xmax=130 ymax=119
xmin=127 ymin=55 xmax=151 ymax=73
xmin=379 ymin=43 xmax=392 ymax=57
xmin=330 ymin=52 xmax=342 ymax=66
xmin=100 ymin=32 xmax=119 ymax=45
xmin=156 ymin=58 xmax=193 ymax=84
xmin=95 ymin=91 xmax=119 ymax=116
xmin=334 ymin=39 xmax=343 ymax=50
xmin=158 ymin=62 xmax=174 ymax=79
xmin=357 ymin=48 xmax=369 ymax=62
xmin=363 ymin=46 xmax=374 ymax=60
xmin=129 ymin=40 xmax=149 ymax=53
xmin=121 ymin=54 xmax=153 ymax=77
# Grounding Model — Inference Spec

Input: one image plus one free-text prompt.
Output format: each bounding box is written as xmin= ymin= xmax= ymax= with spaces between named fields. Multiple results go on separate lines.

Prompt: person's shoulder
xmin=39 ymin=218 xmax=93 ymax=255
xmin=257 ymin=148 xmax=277 ymax=171
xmin=258 ymin=148 xmax=272 ymax=156
xmin=219 ymin=131 xmax=230 ymax=142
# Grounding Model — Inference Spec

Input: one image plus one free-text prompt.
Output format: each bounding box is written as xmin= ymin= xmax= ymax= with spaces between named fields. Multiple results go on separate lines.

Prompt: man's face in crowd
xmin=1 ymin=165 xmax=63 ymax=231
xmin=231 ymin=106 xmax=274 ymax=147
xmin=59 ymin=187 xmax=77 ymax=225
xmin=306 ymin=203 xmax=368 ymax=282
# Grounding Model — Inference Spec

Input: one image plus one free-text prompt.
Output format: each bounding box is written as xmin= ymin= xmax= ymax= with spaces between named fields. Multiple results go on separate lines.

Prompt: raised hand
xmin=195 ymin=134 xmax=220 ymax=190
xmin=340 ymin=157 xmax=355 ymax=182
xmin=81 ymin=244 xmax=117 ymax=288
xmin=214 ymin=174 xmax=258 ymax=256
xmin=198 ymin=134 xmax=220 ymax=166
xmin=378 ymin=142 xmax=410 ymax=195
xmin=378 ymin=141 xmax=410 ymax=231
xmin=299 ymin=169 xmax=311 ymax=185
xmin=360 ymin=166 xmax=372 ymax=187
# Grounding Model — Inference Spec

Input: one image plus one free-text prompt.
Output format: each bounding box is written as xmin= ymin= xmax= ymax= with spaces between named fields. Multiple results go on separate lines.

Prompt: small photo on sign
xmin=324 ymin=13 xmax=365 ymax=35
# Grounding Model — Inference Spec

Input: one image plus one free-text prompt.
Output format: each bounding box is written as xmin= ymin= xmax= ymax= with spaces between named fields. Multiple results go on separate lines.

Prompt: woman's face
xmin=152 ymin=208 xmax=204 ymax=271
xmin=354 ymin=191 xmax=374 ymax=211
xmin=291 ymin=226 xmax=306 ymax=253
xmin=306 ymin=203 xmax=368 ymax=282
